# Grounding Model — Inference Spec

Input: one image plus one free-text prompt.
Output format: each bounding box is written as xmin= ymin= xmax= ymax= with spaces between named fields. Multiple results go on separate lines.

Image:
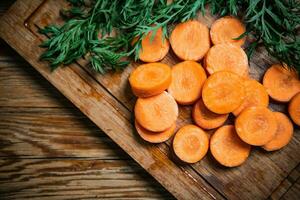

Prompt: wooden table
xmin=0 ymin=2 xmax=173 ymax=199
xmin=0 ymin=1 xmax=299 ymax=199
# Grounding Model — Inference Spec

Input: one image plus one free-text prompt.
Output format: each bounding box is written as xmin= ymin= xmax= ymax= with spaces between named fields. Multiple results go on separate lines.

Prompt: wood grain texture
xmin=0 ymin=159 xmax=173 ymax=200
xmin=0 ymin=0 xmax=299 ymax=199
xmin=281 ymin=178 xmax=300 ymax=200
xmin=0 ymin=57 xmax=71 ymax=108
xmin=0 ymin=107 xmax=125 ymax=159
xmin=269 ymin=164 xmax=300 ymax=200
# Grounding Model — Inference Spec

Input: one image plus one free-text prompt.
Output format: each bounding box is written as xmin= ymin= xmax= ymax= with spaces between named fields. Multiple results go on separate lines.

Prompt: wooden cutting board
xmin=0 ymin=1 xmax=299 ymax=199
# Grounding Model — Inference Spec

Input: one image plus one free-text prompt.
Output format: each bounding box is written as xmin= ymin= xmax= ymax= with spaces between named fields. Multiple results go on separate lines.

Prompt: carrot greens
xmin=40 ymin=0 xmax=300 ymax=73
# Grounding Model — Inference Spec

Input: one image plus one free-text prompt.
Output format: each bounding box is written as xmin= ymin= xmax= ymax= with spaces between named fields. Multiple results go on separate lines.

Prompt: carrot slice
xmin=210 ymin=125 xmax=251 ymax=167
xmin=168 ymin=61 xmax=207 ymax=105
xmin=129 ymin=63 xmax=171 ymax=98
xmin=134 ymin=91 xmax=178 ymax=132
xmin=289 ymin=92 xmax=300 ymax=126
xmin=137 ymin=27 xmax=170 ymax=62
xmin=135 ymin=120 xmax=176 ymax=143
xmin=204 ymin=44 xmax=249 ymax=77
xmin=235 ymin=106 xmax=277 ymax=146
xmin=233 ymin=79 xmax=269 ymax=116
xmin=173 ymin=125 xmax=209 ymax=163
xmin=202 ymin=71 xmax=245 ymax=114
xmin=262 ymin=112 xmax=294 ymax=151
xmin=263 ymin=64 xmax=300 ymax=102
xmin=210 ymin=16 xmax=246 ymax=46
xmin=170 ymin=20 xmax=210 ymax=61
xmin=192 ymin=99 xmax=228 ymax=129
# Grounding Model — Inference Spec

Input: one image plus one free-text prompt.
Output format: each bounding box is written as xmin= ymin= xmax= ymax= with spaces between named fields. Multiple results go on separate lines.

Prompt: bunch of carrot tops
xmin=129 ymin=17 xmax=300 ymax=167
xmin=40 ymin=0 xmax=300 ymax=73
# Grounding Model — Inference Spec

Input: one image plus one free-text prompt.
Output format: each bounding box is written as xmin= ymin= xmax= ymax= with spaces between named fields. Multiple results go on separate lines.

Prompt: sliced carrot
xmin=173 ymin=124 xmax=209 ymax=163
xmin=129 ymin=63 xmax=171 ymax=98
xmin=170 ymin=20 xmax=210 ymax=61
xmin=135 ymin=120 xmax=176 ymax=143
xmin=134 ymin=91 xmax=178 ymax=132
xmin=235 ymin=106 xmax=277 ymax=146
xmin=289 ymin=92 xmax=300 ymax=126
xmin=192 ymin=99 xmax=228 ymax=129
xmin=262 ymin=112 xmax=294 ymax=151
xmin=204 ymin=43 xmax=249 ymax=77
xmin=210 ymin=125 xmax=251 ymax=167
xmin=210 ymin=16 xmax=246 ymax=46
xmin=233 ymin=79 xmax=269 ymax=116
xmin=202 ymin=71 xmax=245 ymax=114
xmin=263 ymin=64 xmax=300 ymax=102
xmin=137 ymin=27 xmax=170 ymax=62
xmin=168 ymin=61 xmax=207 ymax=105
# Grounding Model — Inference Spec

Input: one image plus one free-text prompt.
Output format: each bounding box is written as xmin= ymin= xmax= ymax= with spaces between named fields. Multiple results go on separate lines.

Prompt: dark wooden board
xmin=0 ymin=1 xmax=299 ymax=199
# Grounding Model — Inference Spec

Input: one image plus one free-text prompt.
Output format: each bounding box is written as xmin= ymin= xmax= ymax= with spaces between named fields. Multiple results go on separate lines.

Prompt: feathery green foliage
xmin=40 ymin=0 xmax=300 ymax=73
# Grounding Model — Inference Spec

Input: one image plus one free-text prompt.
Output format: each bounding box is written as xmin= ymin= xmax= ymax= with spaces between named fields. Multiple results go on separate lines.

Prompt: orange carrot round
xmin=210 ymin=125 xmax=251 ymax=167
xmin=170 ymin=20 xmax=210 ymax=61
xmin=263 ymin=64 xmax=300 ymax=102
xmin=204 ymin=44 xmax=249 ymax=77
xmin=134 ymin=91 xmax=178 ymax=132
xmin=137 ymin=27 xmax=170 ymax=62
xmin=210 ymin=16 xmax=246 ymax=46
xmin=168 ymin=61 xmax=207 ymax=105
xmin=135 ymin=120 xmax=176 ymax=143
xmin=235 ymin=106 xmax=277 ymax=146
xmin=262 ymin=112 xmax=294 ymax=151
xmin=289 ymin=92 xmax=300 ymax=126
xmin=233 ymin=79 xmax=269 ymax=116
xmin=129 ymin=63 xmax=171 ymax=98
xmin=192 ymin=99 xmax=228 ymax=129
xmin=202 ymin=71 xmax=245 ymax=114
xmin=173 ymin=124 xmax=209 ymax=163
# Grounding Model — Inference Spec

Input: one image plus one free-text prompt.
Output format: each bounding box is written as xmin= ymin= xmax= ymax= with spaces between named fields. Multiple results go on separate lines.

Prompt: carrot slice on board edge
xmin=129 ymin=62 xmax=171 ymax=98
xmin=135 ymin=120 xmax=176 ymax=143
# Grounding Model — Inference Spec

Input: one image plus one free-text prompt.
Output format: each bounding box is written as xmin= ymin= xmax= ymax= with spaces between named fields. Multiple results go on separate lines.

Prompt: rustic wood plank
xmin=270 ymin=164 xmax=300 ymax=200
xmin=0 ymin=1 xmax=218 ymax=199
xmin=0 ymin=107 xmax=128 ymax=159
xmin=0 ymin=158 xmax=173 ymax=200
xmin=281 ymin=178 xmax=300 ymax=200
xmin=0 ymin=58 xmax=71 ymax=108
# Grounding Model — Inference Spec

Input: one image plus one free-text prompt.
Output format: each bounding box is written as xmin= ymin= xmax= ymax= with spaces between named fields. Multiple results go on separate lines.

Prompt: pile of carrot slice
xmin=129 ymin=16 xmax=300 ymax=167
